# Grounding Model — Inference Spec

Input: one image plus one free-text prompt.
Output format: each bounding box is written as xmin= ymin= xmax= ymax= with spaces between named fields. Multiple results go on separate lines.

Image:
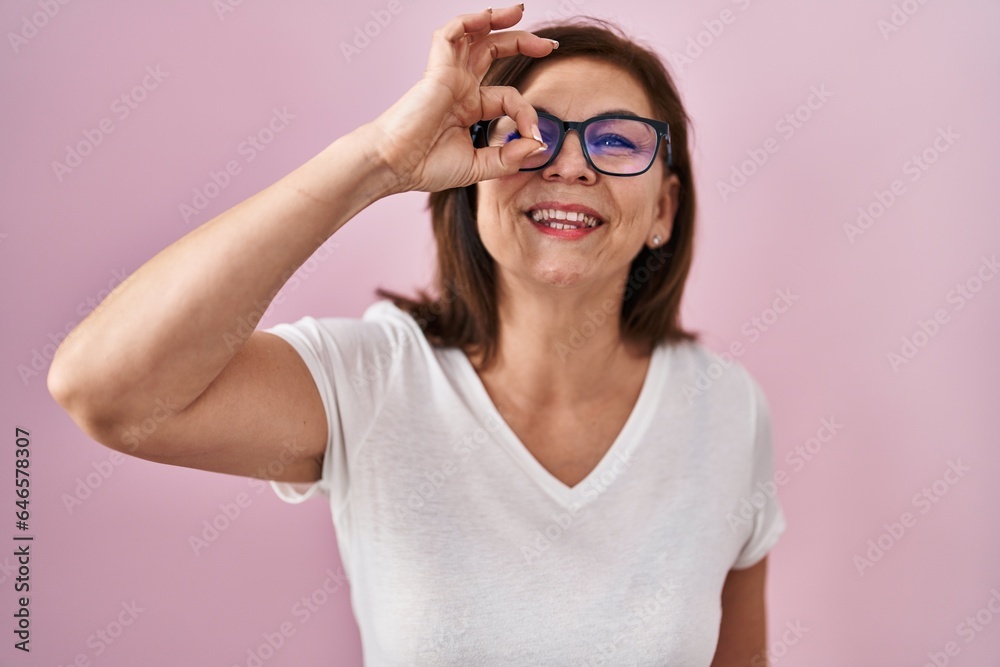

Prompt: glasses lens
xmin=584 ymin=118 xmax=658 ymax=174
xmin=486 ymin=116 xmax=559 ymax=169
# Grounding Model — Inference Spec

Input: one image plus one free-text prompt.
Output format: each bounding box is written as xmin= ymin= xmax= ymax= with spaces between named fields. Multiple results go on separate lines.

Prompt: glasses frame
xmin=470 ymin=111 xmax=673 ymax=177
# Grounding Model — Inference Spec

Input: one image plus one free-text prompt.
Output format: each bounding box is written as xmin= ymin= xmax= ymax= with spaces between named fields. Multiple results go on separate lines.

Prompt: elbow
xmin=47 ymin=355 xmax=98 ymax=423
xmin=48 ymin=353 xmax=183 ymax=458
xmin=47 ymin=358 xmax=84 ymax=421
xmin=47 ymin=342 xmax=89 ymax=415
xmin=47 ymin=362 xmax=126 ymax=453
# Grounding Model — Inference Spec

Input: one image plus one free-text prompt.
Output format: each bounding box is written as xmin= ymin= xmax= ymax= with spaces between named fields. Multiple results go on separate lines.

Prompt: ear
xmin=653 ymin=172 xmax=681 ymax=241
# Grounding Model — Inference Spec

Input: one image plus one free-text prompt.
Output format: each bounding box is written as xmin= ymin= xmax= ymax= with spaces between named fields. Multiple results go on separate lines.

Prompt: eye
xmin=591 ymin=134 xmax=637 ymax=150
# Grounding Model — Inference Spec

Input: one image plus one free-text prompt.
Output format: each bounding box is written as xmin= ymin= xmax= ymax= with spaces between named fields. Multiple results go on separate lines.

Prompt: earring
xmin=652 ymin=235 xmax=661 ymax=247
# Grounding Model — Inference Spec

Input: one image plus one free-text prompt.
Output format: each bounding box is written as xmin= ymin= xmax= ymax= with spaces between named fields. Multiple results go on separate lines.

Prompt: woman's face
xmin=476 ymin=56 xmax=680 ymax=295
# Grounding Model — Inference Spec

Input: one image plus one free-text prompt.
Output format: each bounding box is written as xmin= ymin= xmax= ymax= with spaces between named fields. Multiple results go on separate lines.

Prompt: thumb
xmin=475 ymin=137 xmax=547 ymax=181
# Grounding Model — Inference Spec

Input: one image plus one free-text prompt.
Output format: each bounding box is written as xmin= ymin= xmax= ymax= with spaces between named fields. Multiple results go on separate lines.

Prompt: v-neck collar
xmin=448 ymin=342 xmax=672 ymax=511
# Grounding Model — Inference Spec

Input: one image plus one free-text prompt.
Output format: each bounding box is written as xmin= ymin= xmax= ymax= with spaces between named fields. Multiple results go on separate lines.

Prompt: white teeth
xmin=529 ymin=208 xmax=603 ymax=228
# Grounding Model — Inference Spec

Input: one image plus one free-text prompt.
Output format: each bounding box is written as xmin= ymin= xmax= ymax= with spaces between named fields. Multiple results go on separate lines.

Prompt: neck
xmin=468 ymin=283 xmax=651 ymax=409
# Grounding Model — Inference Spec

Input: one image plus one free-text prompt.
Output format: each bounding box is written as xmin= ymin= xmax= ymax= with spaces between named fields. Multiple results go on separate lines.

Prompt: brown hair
xmin=375 ymin=16 xmax=700 ymax=371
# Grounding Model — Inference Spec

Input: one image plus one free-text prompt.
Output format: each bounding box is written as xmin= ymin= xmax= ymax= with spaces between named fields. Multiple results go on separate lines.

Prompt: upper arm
xmin=85 ymin=331 xmax=328 ymax=484
xmin=710 ymin=556 xmax=769 ymax=667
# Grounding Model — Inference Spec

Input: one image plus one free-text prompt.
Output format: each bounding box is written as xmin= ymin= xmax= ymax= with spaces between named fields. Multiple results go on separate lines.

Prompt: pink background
xmin=2 ymin=0 xmax=999 ymax=665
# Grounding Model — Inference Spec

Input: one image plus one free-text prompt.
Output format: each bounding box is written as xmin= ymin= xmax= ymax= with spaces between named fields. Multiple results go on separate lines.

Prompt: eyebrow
xmin=534 ymin=105 xmax=642 ymax=118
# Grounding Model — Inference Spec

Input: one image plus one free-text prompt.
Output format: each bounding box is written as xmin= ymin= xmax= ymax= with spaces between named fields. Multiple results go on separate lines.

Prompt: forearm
xmin=48 ymin=122 xmax=396 ymax=427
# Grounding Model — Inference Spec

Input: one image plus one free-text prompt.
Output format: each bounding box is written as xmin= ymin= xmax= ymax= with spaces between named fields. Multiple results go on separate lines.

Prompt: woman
xmin=48 ymin=5 xmax=785 ymax=665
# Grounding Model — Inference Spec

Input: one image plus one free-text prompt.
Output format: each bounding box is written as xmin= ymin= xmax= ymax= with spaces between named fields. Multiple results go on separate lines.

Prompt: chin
xmin=533 ymin=265 xmax=590 ymax=288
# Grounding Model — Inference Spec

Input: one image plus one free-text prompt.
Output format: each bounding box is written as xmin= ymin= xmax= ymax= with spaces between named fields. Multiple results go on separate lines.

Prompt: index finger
xmin=469 ymin=30 xmax=558 ymax=81
xmin=426 ymin=9 xmax=495 ymax=72
xmin=464 ymin=4 xmax=527 ymax=40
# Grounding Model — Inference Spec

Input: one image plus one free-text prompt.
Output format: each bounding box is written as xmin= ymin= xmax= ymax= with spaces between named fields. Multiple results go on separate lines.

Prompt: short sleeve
xmin=731 ymin=375 xmax=787 ymax=570
xmin=259 ymin=310 xmax=402 ymax=515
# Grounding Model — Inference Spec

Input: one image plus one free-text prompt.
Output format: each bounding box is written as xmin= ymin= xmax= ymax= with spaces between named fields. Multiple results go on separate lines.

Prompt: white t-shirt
xmin=261 ymin=299 xmax=786 ymax=666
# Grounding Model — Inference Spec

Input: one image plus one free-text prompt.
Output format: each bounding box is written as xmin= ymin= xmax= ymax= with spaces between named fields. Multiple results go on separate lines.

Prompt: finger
xmin=466 ymin=4 xmax=525 ymax=40
xmin=479 ymin=85 xmax=542 ymax=145
xmin=469 ymin=85 xmax=547 ymax=182
xmin=471 ymin=137 xmax=549 ymax=182
xmin=426 ymin=9 xmax=496 ymax=70
xmin=440 ymin=8 xmax=497 ymax=42
xmin=469 ymin=30 xmax=558 ymax=81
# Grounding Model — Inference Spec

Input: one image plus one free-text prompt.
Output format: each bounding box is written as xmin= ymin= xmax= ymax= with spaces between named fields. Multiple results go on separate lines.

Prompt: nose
xmin=540 ymin=129 xmax=597 ymax=184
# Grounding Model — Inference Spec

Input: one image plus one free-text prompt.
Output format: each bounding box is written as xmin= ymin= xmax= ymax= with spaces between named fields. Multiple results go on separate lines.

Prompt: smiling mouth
xmin=526 ymin=208 xmax=606 ymax=230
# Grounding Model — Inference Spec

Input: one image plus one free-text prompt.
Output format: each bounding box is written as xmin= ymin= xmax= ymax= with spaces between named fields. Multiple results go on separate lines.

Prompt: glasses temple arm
xmin=667 ymin=126 xmax=673 ymax=168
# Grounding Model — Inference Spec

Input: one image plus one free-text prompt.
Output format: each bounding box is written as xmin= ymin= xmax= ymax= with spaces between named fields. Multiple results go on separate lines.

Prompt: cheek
xmin=474 ymin=188 xmax=508 ymax=246
xmin=475 ymin=183 xmax=506 ymax=220
xmin=477 ymin=175 xmax=530 ymax=213
xmin=608 ymin=187 xmax=646 ymax=223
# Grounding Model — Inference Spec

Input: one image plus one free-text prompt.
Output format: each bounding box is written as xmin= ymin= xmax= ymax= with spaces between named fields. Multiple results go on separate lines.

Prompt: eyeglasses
xmin=470 ymin=111 xmax=672 ymax=176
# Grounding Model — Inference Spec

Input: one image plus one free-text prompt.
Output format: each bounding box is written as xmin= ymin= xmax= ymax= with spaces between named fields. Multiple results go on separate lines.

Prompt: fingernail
xmin=532 ymin=142 xmax=548 ymax=153
xmin=486 ymin=6 xmax=492 ymax=12
xmin=519 ymin=3 xmax=525 ymax=10
xmin=531 ymin=123 xmax=542 ymax=143
xmin=547 ymin=39 xmax=559 ymax=49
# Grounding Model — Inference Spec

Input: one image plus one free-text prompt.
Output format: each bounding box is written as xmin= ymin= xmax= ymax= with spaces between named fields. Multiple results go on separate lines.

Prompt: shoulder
xmin=664 ymin=339 xmax=765 ymax=416
xmin=357 ymin=299 xmax=437 ymax=359
xmin=276 ymin=299 xmax=424 ymax=351
xmin=262 ymin=299 xmax=434 ymax=385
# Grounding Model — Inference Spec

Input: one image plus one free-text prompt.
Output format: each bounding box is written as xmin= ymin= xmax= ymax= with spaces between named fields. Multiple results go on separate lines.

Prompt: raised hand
xmin=368 ymin=5 xmax=558 ymax=194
